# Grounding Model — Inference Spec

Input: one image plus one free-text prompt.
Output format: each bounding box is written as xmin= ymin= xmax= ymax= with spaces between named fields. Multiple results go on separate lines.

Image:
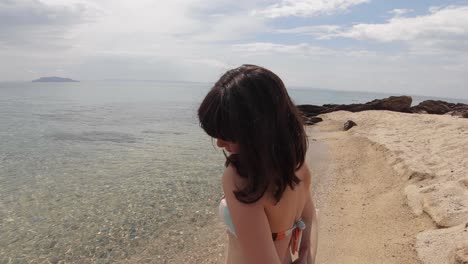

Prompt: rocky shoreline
xmin=298 ymin=96 xmax=468 ymax=125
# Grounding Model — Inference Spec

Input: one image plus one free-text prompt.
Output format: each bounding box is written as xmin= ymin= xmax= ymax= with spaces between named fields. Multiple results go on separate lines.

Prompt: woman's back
xmin=266 ymin=165 xmax=310 ymax=262
xmin=224 ymin=164 xmax=311 ymax=264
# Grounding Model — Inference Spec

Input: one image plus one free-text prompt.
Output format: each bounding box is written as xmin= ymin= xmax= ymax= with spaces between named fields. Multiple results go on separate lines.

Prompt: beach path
xmin=308 ymin=120 xmax=435 ymax=264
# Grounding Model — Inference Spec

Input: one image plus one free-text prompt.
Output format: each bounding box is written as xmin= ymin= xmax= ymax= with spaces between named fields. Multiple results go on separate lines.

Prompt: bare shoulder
xmin=221 ymin=164 xmax=242 ymax=192
xmin=222 ymin=164 xmax=265 ymax=208
xmin=222 ymin=164 xmax=253 ymax=202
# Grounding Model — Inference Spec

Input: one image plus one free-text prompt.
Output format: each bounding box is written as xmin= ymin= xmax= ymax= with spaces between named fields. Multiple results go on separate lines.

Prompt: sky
xmin=1 ymin=0 xmax=468 ymax=98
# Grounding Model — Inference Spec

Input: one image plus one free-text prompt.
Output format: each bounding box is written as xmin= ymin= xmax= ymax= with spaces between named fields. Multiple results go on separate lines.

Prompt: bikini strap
xmin=290 ymin=220 xmax=306 ymax=254
xmin=271 ymin=219 xmax=306 ymax=241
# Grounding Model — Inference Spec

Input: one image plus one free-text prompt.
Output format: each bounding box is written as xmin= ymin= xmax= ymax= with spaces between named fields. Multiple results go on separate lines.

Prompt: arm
xmin=295 ymin=164 xmax=318 ymax=264
xmin=299 ymin=190 xmax=318 ymax=263
xmin=222 ymin=166 xmax=282 ymax=264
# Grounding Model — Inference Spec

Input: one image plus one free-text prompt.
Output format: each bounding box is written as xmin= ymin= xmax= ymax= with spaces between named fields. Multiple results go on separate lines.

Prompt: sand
xmin=148 ymin=110 xmax=467 ymax=263
xmin=313 ymin=110 xmax=468 ymax=264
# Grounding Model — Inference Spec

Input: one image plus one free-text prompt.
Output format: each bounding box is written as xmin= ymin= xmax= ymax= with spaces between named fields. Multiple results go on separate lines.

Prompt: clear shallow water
xmin=0 ymin=81 xmax=225 ymax=263
xmin=0 ymin=81 xmax=466 ymax=263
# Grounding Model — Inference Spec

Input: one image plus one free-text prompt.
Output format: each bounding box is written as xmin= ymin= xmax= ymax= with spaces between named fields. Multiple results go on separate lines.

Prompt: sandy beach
xmin=147 ymin=110 xmax=467 ymax=264
xmin=312 ymin=110 xmax=467 ymax=264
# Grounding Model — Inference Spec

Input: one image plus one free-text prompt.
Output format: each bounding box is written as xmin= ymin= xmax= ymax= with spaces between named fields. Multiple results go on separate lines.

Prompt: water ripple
xmin=48 ymin=131 xmax=139 ymax=144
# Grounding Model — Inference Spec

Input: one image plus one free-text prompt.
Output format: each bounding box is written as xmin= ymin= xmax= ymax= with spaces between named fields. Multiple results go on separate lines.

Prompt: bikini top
xmin=218 ymin=197 xmax=306 ymax=254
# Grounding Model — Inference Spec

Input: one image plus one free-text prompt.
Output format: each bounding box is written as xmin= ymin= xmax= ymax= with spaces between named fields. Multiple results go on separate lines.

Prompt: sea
xmin=0 ymin=81 xmax=466 ymax=263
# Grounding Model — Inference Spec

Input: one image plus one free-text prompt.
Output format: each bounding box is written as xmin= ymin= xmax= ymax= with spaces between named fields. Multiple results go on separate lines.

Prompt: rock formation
xmin=298 ymin=96 xmax=468 ymax=125
xmin=410 ymin=100 xmax=468 ymax=115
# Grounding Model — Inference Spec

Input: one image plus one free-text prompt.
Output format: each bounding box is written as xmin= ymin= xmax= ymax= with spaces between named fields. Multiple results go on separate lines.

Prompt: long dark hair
xmin=198 ymin=65 xmax=308 ymax=204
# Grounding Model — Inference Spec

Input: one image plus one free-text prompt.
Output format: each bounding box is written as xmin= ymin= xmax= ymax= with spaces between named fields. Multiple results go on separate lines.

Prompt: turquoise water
xmin=0 ymin=81 xmax=466 ymax=263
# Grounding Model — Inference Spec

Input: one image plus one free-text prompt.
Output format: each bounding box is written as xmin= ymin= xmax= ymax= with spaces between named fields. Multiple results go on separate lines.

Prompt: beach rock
xmin=449 ymin=110 xmax=468 ymax=118
xmin=299 ymin=96 xmax=468 ymax=120
xmin=411 ymin=100 xmax=452 ymax=114
xmin=405 ymin=184 xmax=424 ymax=215
xmin=323 ymin=96 xmax=412 ymax=113
xmin=411 ymin=100 xmax=468 ymax=115
xmin=368 ymin=96 xmax=413 ymax=112
xmin=420 ymin=180 xmax=468 ymax=227
xmin=416 ymin=223 xmax=468 ymax=264
xmin=298 ymin=96 xmax=412 ymax=125
xmin=298 ymin=96 xmax=468 ymax=126
xmin=343 ymin=120 xmax=357 ymax=131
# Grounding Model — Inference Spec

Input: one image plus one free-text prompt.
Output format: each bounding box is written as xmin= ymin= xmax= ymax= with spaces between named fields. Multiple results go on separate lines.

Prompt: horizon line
xmin=1 ymin=79 xmax=467 ymax=102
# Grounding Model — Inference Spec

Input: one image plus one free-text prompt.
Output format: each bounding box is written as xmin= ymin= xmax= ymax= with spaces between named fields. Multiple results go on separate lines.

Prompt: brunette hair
xmin=198 ymin=65 xmax=308 ymax=204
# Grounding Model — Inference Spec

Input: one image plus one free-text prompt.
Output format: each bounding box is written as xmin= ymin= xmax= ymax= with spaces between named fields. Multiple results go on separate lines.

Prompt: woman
xmin=198 ymin=65 xmax=318 ymax=264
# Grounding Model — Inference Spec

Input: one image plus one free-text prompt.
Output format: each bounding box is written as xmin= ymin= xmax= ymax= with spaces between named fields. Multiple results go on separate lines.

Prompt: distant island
xmin=32 ymin=77 xmax=79 ymax=82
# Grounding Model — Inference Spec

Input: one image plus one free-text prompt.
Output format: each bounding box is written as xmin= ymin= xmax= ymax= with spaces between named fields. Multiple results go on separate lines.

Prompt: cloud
xmin=0 ymin=0 xmax=271 ymax=81
xmin=252 ymin=0 xmax=370 ymax=18
xmin=0 ymin=0 xmax=88 ymax=27
xmin=232 ymin=42 xmax=330 ymax=55
xmin=321 ymin=6 xmax=468 ymax=53
xmin=227 ymin=41 xmax=468 ymax=99
xmin=231 ymin=42 xmax=386 ymax=60
xmin=0 ymin=0 xmax=93 ymax=48
xmin=181 ymin=11 xmax=268 ymax=42
xmin=276 ymin=25 xmax=342 ymax=38
xmin=388 ymin=8 xmax=413 ymax=17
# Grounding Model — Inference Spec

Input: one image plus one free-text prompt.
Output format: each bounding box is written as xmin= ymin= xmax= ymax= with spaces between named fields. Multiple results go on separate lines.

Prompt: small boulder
xmin=343 ymin=120 xmax=357 ymax=131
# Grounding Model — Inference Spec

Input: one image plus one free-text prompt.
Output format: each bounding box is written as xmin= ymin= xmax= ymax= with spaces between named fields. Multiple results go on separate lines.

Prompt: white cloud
xmin=232 ymin=42 xmax=385 ymax=59
xmin=276 ymin=25 xmax=342 ymax=38
xmin=388 ymin=8 xmax=413 ymax=17
xmin=227 ymin=42 xmax=468 ymax=98
xmin=183 ymin=58 xmax=232 ymax=69
xmin=0 ymin=0 xmax=270 ymax=81
xmin=323 ymin=6 xmax=468 ymax=53
xmin=232 ymin=42 xmax=330 ymax=55
xmin=252 ymin=0 xmax=370 ymax=18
